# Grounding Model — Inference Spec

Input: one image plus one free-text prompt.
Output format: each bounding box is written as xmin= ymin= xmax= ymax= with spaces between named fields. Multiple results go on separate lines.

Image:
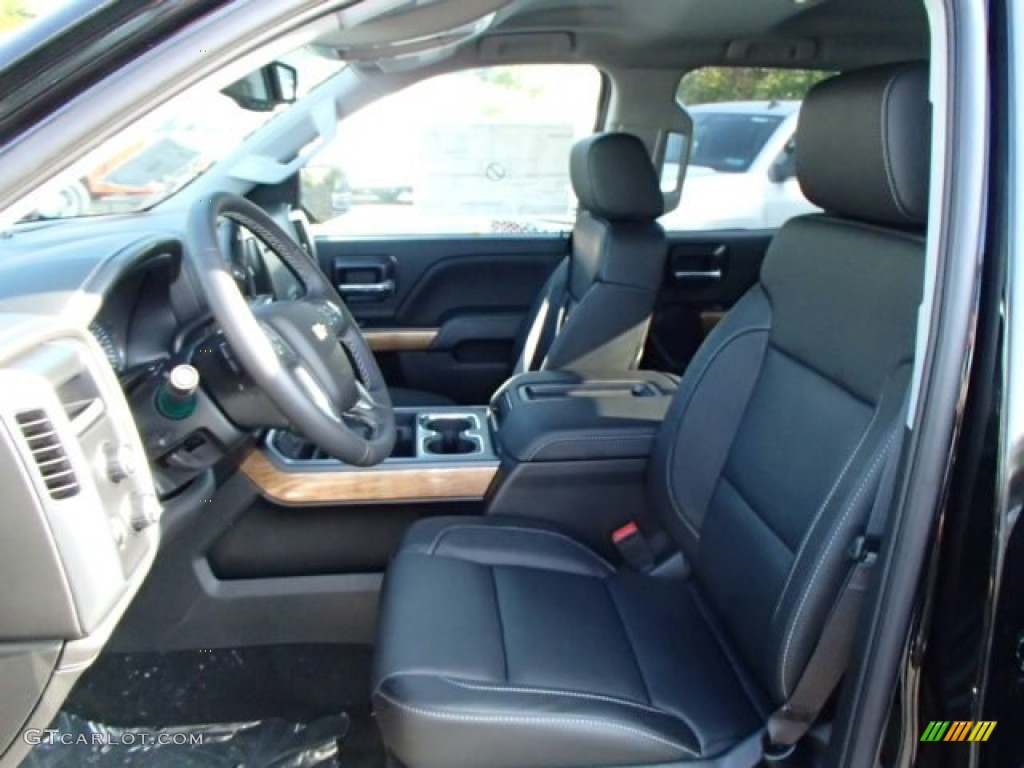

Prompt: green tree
xmin=479 ymin=68 xmax=523 ymax=89
xmin=677 ymin=67 xmax=832 ymax=106
xmin=0 ymin=0 xmax=34 ymax=33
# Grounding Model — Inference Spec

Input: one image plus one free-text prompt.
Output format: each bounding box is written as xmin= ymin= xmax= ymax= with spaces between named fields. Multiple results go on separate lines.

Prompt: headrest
xmin=570 ymin=133 xmax=664 ymax=221
xmin=797 ymin=62 xmax=931 ymax=228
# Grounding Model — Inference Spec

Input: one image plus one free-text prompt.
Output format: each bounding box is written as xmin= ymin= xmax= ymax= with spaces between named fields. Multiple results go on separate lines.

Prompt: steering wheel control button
xmin=217 ymin=340 xmax=242 ymax=375
xmin=155 ymin=364 xmax=200 ymax=420
xmin=258 ymin=323 xmax=296 ymax=362
xmin=315 ymin=301 xmax=345 ymax=334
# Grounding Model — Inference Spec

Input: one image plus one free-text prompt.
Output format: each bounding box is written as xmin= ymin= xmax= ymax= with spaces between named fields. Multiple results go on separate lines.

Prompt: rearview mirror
xmin=221 ymin=62 xmax=298 ymax=112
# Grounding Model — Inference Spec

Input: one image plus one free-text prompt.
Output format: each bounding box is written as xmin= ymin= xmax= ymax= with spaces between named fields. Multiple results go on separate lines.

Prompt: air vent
xmin=15 ymin=409 xmax=80 ymax=500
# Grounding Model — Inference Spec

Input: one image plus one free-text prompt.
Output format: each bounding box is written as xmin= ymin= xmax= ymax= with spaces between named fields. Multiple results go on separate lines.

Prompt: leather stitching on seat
xmin=490 ymin=568 xmax=510 ymax=683
xmin=719 ymin=475 xmax=791 ymax=551
xmin=779 ymin=428 xmax=898 ymax=697
xmin=772 ymin=404 xmax=884 ymax=621
xmin=664 ymin=327 xmax=771 ymax=538
xmin=376 ymin=673 xmax=707 ymax=755
xmin=426 ymin=524 xmax=615 ymax=573
xmin=768 ymin=342 xmax=873 ymax=407
xmin=374 ymin=689 xmax=695 ymax=756
xmin=688 ymin=586 xmax=775 ymax=722
xmin=439 ymin=677 xmax=671 ymax=716
xmin=878 ymin=64 xmax=917 ymax=221
xmin=525 ymin=431 xmax=656 ymax=461
xmin=803 ymin=212 xmax=926 ymax=246
xmin=604 ymin=580 xmax=654 ymax=707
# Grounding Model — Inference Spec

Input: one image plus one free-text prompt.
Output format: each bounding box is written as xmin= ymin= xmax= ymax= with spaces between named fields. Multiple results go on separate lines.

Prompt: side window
xmin=660 ymin=67 xmax=832 ymax=232
xmin=303 ymin=65 xmax=602 ymax=236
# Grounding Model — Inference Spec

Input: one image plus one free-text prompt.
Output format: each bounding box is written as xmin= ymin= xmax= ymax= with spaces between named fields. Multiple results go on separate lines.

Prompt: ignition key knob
xmin=156 ymin=364 xmax=200 ymax=420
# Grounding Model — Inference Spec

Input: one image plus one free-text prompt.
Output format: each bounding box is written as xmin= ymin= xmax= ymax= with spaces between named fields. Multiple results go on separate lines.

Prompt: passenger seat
xmin=389 ymin=132 xmax=668 ymax=406
xmin=372 ymin=62 xmax=931 ymax=767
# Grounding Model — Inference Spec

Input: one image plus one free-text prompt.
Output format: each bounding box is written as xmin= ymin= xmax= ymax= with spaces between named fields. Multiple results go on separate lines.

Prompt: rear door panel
xmin=317 ymin=235 xmax=567 ymax=403
xmin=644 ymin=229 xmax=774 ymax=373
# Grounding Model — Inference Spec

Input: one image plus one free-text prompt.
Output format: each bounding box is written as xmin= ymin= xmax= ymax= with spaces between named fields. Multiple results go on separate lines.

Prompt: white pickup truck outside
xmin=660 ymin=100 xmax=820 ymax=231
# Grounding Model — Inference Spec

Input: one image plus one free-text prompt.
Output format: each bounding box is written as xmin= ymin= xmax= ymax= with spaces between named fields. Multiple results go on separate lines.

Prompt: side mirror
xmin=768 ymin=141 xmax=797 ymax=183
xmin=222 ymin=61 xmax=298 ymax=112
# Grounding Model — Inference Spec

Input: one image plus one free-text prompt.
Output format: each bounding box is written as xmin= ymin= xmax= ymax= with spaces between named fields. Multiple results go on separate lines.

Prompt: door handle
xmin=333 ymin=254 xmax=397 ymax=302
xmin=670 ymin=243 xmax=728 ymax=285
xmin=673 ymin=269 xmax=722 ymax=281
xmin=337 ymin=279 xmax=395 ymax=297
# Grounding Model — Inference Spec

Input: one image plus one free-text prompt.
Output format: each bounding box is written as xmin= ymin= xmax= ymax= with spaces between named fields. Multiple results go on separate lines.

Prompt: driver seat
xmin=373 ymin=62 xmax=930 ymax=767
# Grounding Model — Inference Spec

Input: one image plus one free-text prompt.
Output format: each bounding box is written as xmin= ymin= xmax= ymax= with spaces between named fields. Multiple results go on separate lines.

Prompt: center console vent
xmin=15 ymin=409 xmax=80 ymax=500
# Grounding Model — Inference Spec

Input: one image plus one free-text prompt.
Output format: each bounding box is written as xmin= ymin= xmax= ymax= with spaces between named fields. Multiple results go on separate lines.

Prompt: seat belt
xmin=517 ymin=261 xmax=570 ymax=373
xmin=763 ymin=422 xmax=908 ymax=757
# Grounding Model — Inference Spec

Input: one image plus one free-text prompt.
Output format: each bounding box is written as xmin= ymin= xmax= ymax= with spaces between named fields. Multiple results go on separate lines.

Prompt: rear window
xmin=690 ymin=112 xmax=785 ymax=173
xmin=660 ymin=66 xmax=834 ymax=232
xmin=677 ymin=67 xmax=833 ymax=104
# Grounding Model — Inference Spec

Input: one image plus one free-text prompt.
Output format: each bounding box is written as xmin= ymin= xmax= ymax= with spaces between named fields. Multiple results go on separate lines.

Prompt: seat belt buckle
xmin=612 ymin=522 xmax=655 ymax=571
xmin=761 ymin=732 xmax=798 ymax=765
xmin=848 ymin=535 xmax=880 ymax=564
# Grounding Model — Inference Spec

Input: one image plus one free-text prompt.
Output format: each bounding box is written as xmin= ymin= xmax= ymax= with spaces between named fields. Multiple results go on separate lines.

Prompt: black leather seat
xmin=390 ymin=132 xmax=667 ymax=406
xmin=373 ymin=62 xmax=930 ymax=767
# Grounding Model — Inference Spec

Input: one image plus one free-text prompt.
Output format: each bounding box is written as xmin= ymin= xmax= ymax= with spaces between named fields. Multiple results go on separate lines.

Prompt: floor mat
xmin=54 ymin=645 xmax=387 ymax=768
xmin=65 ymin=646 xmax=373 ymax=727
xmin=21 ymin=711 xmax=349 ymax=767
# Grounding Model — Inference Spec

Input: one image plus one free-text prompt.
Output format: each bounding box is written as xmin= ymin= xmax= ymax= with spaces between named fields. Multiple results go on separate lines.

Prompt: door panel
xmin=643 ymin=229 xmax=775 ymax=373
xmin=317 ymin=235 xmax=567 ymax=403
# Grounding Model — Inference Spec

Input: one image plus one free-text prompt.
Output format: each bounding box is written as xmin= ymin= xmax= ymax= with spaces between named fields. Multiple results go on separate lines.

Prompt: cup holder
xmin=422 ymin=417 xmax=474 ymax=433
xmin=421 ymin=414 xmax=481 ymax=456
xmin=390 ymin=411 xmax=417 ymax=459
xmin=425 ymin=435 xmax=478 ymax=455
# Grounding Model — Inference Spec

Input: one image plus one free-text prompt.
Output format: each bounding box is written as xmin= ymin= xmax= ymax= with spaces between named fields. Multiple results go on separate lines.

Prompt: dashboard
xmin=0 ymin=203 xmax=316 ymax=767
xmin=87 ymin=253 xmax=180 ymax=378
xmin=0 ymin=209 xmax=307 ymax=379
xmin=0 ymin=206 xmax=317 ymax=496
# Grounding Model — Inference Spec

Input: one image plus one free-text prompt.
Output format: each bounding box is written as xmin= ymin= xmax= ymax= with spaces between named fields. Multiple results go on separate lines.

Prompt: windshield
xmin=18 ymin=46 xmax=344 ymax=222
xmin=689 ymin=112 xmax=785 ymax=173
xmin=0 ymin=0 xmax=93 ymax=45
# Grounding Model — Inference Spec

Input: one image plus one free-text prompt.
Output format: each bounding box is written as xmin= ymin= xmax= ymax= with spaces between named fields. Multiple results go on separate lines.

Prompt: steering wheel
xmin=186 ymin=192 xmax=395 ymax=466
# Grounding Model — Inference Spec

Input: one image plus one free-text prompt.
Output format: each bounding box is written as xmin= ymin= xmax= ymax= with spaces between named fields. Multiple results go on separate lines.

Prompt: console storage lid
xmin=491 ymin=370 xmax=677 ymax=463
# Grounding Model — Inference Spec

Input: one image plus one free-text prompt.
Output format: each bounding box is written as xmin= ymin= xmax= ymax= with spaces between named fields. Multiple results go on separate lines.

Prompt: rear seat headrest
xmin=797 ymin=62 xmax=931 ymax=228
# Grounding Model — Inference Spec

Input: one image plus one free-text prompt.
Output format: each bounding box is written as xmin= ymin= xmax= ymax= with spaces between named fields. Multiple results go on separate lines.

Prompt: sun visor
xmin=316 ymin=0 xmax=510 ymax=61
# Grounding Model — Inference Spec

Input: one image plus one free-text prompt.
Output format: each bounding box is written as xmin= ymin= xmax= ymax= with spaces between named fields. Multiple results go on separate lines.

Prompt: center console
xmin=270 ymin=408 xmax=496 ymax=464
xmin=241 ymin=405 xmax=499 ymax=505
xmin=241 ymin=370 xmax=678 ymax=558
xmin=490 ymin=370 xmax=677 ymax=463
xmin=486 ymin=370 xmax=678 ymax=555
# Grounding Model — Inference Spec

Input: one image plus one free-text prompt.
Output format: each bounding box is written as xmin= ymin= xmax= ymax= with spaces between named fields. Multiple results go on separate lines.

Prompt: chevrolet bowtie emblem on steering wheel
xmin=312 ymin=322 xmax=329 ymax=341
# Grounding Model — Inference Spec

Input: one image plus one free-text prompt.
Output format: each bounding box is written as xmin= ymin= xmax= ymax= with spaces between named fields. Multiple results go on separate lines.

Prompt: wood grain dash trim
xmin=364 ymin=328 xmax=439 ymax=352
xmin=241 ymin=450 xmax=497 ymax=505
